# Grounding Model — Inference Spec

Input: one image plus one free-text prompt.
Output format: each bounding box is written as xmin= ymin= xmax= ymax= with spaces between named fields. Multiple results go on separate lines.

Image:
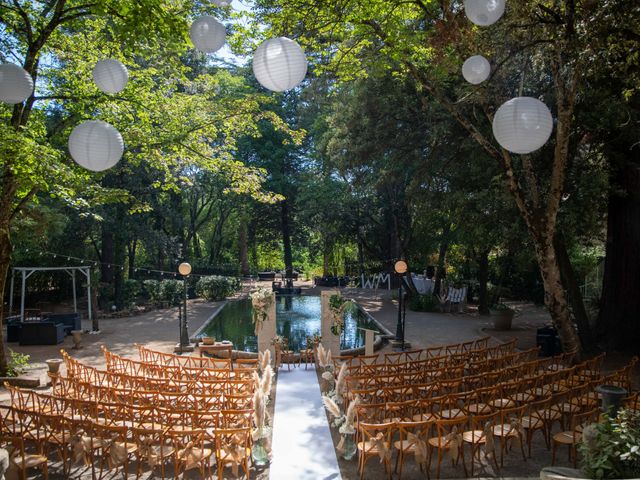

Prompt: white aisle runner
xmin=269 ymin=366 xmax=342 ymax=480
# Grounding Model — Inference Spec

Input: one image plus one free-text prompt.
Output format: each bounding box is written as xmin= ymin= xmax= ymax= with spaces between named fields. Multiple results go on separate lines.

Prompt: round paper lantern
xmin=462 ymin=55 xmax=491 ymax=84
xmin=92 ymin=59 xmax=128 ymax=94
xmin=0 ymin=63 xmax=34 ymax=104
xmin=190 ymin=16 xmax=226 ymax=54
xmin=212 ymin=0 xmax=231 ymax=6
xmin=464 ymin=0 xmax=506 ymax=26
xmin=252 ymin=37 xmax=307 ymax=92
xmin=492 ymin=97 xmax=554 ymax=154
xmin=68 ymin=120 xmax=124 ymax=172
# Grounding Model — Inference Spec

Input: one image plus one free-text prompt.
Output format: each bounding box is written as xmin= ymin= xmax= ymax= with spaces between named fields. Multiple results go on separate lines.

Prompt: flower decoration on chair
xmin=329 ymin=294 xmax=352 ymax=336
xmin=270 ymin=335 xmax=289 ymax=350
xmin=306 ymin=332 xmax=322 ymax=348
xmin=250 ymin=288 xmax=273 ymax=335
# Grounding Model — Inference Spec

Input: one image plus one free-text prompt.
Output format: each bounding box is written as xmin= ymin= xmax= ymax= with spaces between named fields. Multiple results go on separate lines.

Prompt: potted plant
xmin=490 ymin=303 xmax=515 ymax=330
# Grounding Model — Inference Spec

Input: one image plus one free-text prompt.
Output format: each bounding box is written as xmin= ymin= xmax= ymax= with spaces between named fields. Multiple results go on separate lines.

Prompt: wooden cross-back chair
xmin=394 ymin=420 xmax=432 ymax=480
xmin=357 ymin=422 xmax=394 ymax=480
xmin=491 ymin=405 xmax=526 ymax=467
xmin=1 ymin=434 xmax=49 ymax=480
xmin=462 ymin=410 xmax=499 ymax=476
xmin=551 ymin=408 xmax=599 ymax=467
xmin=427 ymin=415 xmax=468 ymax=479
xmin=213 ymin=427 xmax=250 ymax=480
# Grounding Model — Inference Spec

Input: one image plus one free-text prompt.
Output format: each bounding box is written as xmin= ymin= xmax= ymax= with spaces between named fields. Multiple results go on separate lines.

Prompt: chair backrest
xmin=220 ymin=409 xmax=253 ymax=428
xmin=433 ymin=416 xmax=468 ymax=448
xmin=358 ymin=422 xmax=394 ymax=454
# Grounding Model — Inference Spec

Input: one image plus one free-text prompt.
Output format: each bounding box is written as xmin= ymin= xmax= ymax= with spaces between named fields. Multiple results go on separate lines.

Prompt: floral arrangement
xmin=316 ymin=343 xmax=333 ymax=372
xmin=270 ymin=335 xmax=289 ymax=350
xmin=329 ymin=294 xmax=352 ymax=336
xmin=251 ymin=288 xmax=274 ymax=335
xmin=306 ymin=332 xmax=322 ymax=348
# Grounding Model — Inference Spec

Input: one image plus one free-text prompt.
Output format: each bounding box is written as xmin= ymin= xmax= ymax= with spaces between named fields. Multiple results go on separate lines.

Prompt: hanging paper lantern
xmin=190 ymin=16 xmax=226 ymax=54
xmin=93 ymin=59 xmax=129 ymax=94
xmin=68 ymin=120 xmax=124 ymax=172
xmin=492 ymin=97 xmax=554 ymax=154
xmin=462 ymin=55 xmax=491 ymax=84
xmin=212 ymin=0 xmax=231 ymax=6
xmin=252 ymin=37 xmax=307 ymax=92
xmin=0 ymin=63 xmax=34 ymax=104
xmin=464 ymin=0 xmax=506 ymax=26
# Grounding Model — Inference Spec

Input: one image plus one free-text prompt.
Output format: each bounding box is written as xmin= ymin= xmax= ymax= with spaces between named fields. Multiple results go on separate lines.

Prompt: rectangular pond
xmin=198 ymin=295 xmax=380 ymax=352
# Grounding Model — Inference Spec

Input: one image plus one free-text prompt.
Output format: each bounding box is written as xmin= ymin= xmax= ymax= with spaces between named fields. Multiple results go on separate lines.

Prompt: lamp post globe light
xmin=394 ymin=260 xmax=408 ymax=350
xmin=178 ymin=262 xmax=192 ymax=352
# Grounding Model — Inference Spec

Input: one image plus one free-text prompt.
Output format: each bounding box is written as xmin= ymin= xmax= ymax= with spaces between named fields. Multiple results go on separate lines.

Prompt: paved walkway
xmin=270 ymin=366 xmax=341 ymax=480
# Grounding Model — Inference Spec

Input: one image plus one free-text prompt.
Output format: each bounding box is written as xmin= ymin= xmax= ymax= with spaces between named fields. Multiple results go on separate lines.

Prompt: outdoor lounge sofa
xmin=42 ymin=313 xmax=81 ymax=335
xmin=18 ymin=321 xmax=65 ymax=345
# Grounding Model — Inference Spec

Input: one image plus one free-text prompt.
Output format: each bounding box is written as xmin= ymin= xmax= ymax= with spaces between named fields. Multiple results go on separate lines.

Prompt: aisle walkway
xmin=270 ymin=366 xmax=341 ymax=480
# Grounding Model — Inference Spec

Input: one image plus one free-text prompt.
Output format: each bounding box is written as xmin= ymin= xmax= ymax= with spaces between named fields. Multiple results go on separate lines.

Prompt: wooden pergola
xmin=8 ymin=266 xmax=93 ymax=325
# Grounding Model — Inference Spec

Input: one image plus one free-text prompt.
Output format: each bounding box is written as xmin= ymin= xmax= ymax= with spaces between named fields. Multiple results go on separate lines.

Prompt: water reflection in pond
xmin=198 ymin=295 xmax=380 ymax=352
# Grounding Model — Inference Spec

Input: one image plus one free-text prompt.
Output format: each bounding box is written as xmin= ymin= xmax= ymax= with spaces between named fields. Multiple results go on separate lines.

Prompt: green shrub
xmin=122 ymin=279 xmax=142 ymax=307
xmin=159 ymin=280 xmax=184 ymax=306
xmin=196 ymin=275 xmax=241 ymax=301
xmin=142 ymin=280 xmax=162 ymax=304
xmin=408 ymin=293 xmax=438 ymax=312
xmin=579 ymin=408 xmax=640 ymax=479
xmin=7 ymin=350 xmax=30 ymax=377
xmin=142 ymin=279 xmax=184 ymax=306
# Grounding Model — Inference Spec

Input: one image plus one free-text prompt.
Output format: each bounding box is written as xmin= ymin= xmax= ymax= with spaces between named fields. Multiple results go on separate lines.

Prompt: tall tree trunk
xmin=477 ymin=249 xmax=490 ymax=316
xmin=101 ymin=228 xmax=114 ymax=283
xmin=127 ymin=239 xmax=137 ymax=279
xmin=0 ymin=199 xmax=15 ymax=374
xmin=534 ymin=238 xmax=581 ymax=359
xmin=281 ymin=199 xmax=294 ymax=286
xmin=113 ymin=232 xmax=126 ymax=309
xmin=554 ymin=235 xmax=596 ymax=352
xmin=597 ymin=159 xmax=640 ymax=350
xmin=322 ymin=242 xmax=331 ymax=277
xmin=192 ymin=232 xmax=202 ymax=259
xmin=238 ymin=220 xmax=250 ymax=275
xmin=433 ymin=224 xmax=451 ymax=297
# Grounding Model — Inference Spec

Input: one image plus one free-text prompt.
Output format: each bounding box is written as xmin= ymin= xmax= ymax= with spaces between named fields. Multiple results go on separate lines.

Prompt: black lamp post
xmin=394 ymin=260 xmax=408 ymax=350
xmin=178 ymin=262 xmax=192 ymax=351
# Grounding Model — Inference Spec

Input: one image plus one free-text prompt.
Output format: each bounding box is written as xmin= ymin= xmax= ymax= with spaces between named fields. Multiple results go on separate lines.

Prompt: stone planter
xmin=596 ymin=384 xmax=628 ymax=415
xmin=45 ymin=358 xmax=63 ymax=374
xmin=201 ymin=336 xmax=215 ymax=345
xmin=540 ymin=466 xmax=588 ymax=480
xmin=491 ymin=309 xmax=514 ymax=330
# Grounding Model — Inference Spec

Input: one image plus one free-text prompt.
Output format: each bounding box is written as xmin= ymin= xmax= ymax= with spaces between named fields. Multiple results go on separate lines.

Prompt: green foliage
xmin=490 ymin=303 xmax=514 ymax=313
xmin=142 ymin=279 xmax=182 ymax=306
xmin=579 ymin=409 xmax=640 ymax=479
xmin=158 ymin=280 xmax=184 ymax=307
xmin=195 ymin=275 xmax=241 ymax=301
xmin=6 ymin=350 xmax=30 ymax=377
xmin=122 ymin=279 xmax=142 ymax=308
xmin=142 ymin=280 xmax=162 ymax=304
xmin=408 ymin=294 xmax=438 ymax=313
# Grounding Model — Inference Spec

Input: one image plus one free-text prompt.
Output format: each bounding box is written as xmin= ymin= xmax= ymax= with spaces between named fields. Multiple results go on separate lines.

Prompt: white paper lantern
xmin=0 ymin=63 xmax=34 ymax=104
xmin=190 ymin=16 xmax=226 ymax=54
xmin=212 ymin=0 xmax=231 ymax=6
xmin=462 ymin=55 xmax=491 ymax=84
xmin=492 ymin=97 xmax=554 ymax=154
xmin=93 ymin=59 xmax=129 ymax=94
xmin=252 ymin=37 xmax=307 ymax=92
xmin=68 ymin=120 xmax=124 ymax=172
xmin=464 ymin=0 xmax=506 ymax=26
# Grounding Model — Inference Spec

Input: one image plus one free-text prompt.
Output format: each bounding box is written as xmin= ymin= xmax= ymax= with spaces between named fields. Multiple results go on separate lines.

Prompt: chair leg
xmin=551 ymin=440 xmax=557 ymax=466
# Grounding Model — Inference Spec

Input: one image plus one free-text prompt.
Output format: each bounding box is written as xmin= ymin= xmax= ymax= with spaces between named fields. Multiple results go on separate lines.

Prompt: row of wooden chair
xmin=341 ymin=341 xmax=531 ymax=378
xmin=344 ymin=348 xmax=576 ymax=392
xmin=0 ymin=404 xmax=251 ymax=480
xmin=380 ymin=336 xmax=493 ymax=365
